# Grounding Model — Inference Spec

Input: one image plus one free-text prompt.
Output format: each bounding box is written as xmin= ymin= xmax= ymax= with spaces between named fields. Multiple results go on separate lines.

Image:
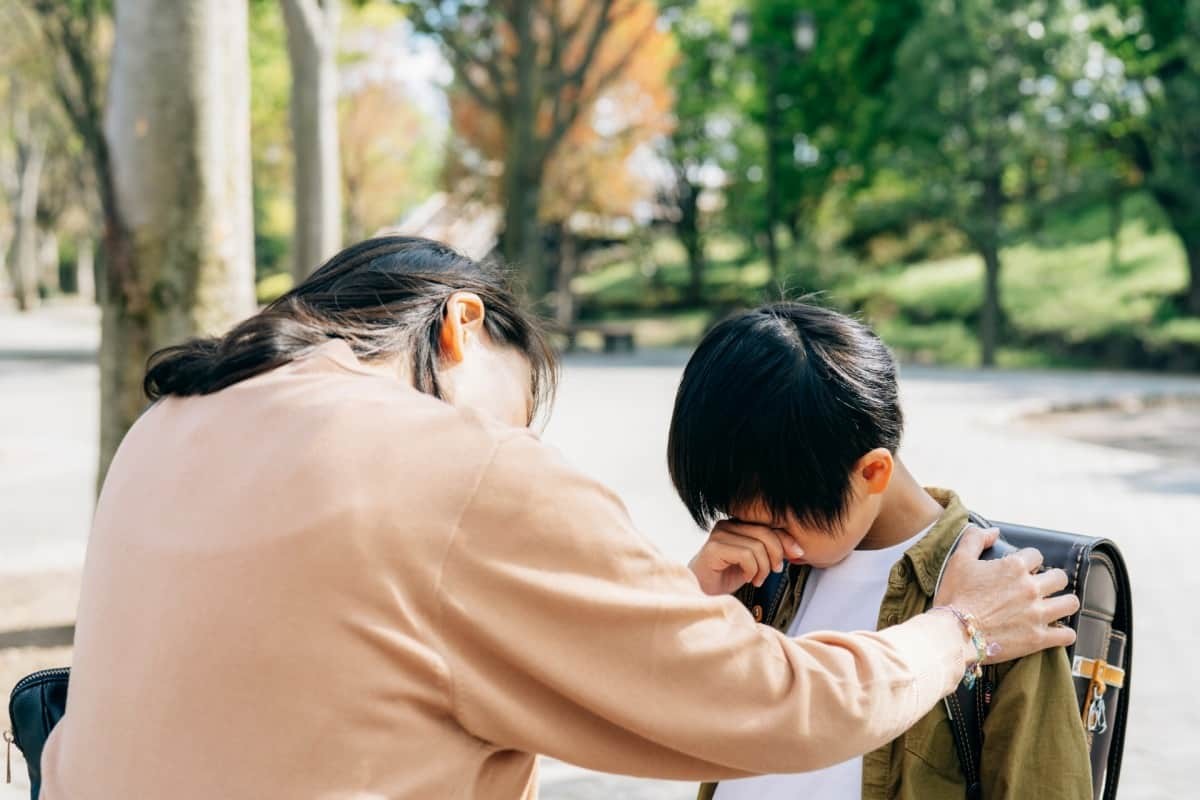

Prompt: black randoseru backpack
xmin=938 ymin=515 xmax=1132 ymax=800
xmin=737 ymin=514 xmax=1133 ymax=800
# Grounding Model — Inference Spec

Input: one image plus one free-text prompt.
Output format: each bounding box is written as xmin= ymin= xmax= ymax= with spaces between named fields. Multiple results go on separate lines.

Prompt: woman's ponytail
xmin=141 ymin=236 xmax=557 ymax=421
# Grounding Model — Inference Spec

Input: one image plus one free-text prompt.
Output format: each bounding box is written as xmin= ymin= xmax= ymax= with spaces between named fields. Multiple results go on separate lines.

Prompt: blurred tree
xmin=249 ymin=1 xmax=295 ymax=280
xmin=400 ymin=0 xmax=672 ymax=301
xmin=442 ymin=0 xmax=675 ymax=319
xmin=0 ymin=8 xmax=57 ymax=310
xmin=885 ymin=0 xmax=1101 ymax=366
xmin=4 ymin=79 xmax=46 ymax=310
xmin=660 ymin=1 xmax=733 ymax=306
xmin=2 ymin=5 xmax=100 ymax=305
xmin=24 ymin=0 xmax=256 ymax=479
xmin=340 ymin=81 xmax=440 ymax=241
xmin=101 ymin=0 xmax=256 ymax=476
xmin=728 ymin=0 xmax=922 ymax=278
xmin=1097 ymin=0 xmax=1200 ymax=314
xmin=281 ymin=0 xmax=343 ymax=280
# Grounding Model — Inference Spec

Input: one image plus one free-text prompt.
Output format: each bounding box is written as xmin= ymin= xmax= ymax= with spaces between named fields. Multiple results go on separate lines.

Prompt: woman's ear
xmin=439 ymin=292 xmax=487 ymax=364
xmin=856 ymin=448 xmax=895 ymax=496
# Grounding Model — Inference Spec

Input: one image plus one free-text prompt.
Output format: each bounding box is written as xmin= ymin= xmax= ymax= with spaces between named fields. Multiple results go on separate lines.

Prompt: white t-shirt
xmin=713 ymin=523 xmax=935 ymax=800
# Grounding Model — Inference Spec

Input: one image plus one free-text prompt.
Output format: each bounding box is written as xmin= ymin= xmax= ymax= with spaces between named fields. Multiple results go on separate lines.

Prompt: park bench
xmin=564 ymin=322 xmax=636 ymax=354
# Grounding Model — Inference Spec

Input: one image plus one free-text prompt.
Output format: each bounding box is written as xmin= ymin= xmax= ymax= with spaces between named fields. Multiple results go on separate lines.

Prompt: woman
xmin=40 ymin=237 xmax=1077 ymax=799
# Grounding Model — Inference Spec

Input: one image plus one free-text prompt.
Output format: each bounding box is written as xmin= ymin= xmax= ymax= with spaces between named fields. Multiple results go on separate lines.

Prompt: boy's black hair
xmin=667 ymin=301 xmax=903 ymax=533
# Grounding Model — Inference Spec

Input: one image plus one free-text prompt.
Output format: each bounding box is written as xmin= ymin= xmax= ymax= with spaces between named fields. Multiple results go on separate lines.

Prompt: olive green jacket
xmin=700 ymin=489 xmax=1092 ymax=800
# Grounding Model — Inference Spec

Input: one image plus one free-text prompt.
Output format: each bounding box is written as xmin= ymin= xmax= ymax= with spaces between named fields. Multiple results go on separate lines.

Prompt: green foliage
xmin=578 ymin=193 xmax=1197 ymax=368
xmin=256 ymin=271 xmax=294 ymax=305
xmin=249 ymin=1 xmax=293 ymax=277
xmin=839 ymin=193 xmax=1195 ymax=365
xmin=725 ymin=0 xmax=923 ymax=236
xmin=1095 ymin=0 xmax=1200 ymax=295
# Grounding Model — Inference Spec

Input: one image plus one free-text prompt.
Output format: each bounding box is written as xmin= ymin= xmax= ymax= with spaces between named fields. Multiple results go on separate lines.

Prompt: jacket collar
xmin=903 ymin=488 xmax=970 ymax=597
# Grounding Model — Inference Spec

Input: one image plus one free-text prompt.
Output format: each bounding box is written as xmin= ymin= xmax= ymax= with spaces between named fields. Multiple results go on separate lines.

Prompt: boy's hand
xmin=688 ymin=519 xmax=806 ymax=596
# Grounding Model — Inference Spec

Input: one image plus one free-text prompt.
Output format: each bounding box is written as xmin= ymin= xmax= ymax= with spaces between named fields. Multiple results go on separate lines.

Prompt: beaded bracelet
xmin=931 ymin=606 xmax=1000 ymax=689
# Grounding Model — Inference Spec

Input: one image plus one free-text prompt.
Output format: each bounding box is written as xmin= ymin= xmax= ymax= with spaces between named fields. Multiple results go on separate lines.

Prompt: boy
xmin=670 ymin=302 xmax=1091 ymax=800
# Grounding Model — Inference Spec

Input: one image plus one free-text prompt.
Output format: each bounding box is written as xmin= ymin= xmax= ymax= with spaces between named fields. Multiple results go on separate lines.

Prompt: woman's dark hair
xmin=667 ymin=301 xmax=902 ymax=533
xmin=144 ymin=236 xmax=557 ymax=423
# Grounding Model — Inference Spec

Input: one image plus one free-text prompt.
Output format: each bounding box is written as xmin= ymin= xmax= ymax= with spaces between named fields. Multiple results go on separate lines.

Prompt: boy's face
xmin=728 ymin=450 xmax=891 ymax=569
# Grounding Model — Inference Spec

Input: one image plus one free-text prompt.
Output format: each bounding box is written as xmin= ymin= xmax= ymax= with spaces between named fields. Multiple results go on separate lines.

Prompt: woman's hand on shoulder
xmin=688 ymin=519 xmax=805 ymax=596
xmin=933 ymin=526 xmax=1080 ymax=663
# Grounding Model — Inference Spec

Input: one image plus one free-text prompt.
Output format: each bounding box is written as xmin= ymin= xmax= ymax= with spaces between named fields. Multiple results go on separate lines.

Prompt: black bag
xmin=6 ymin=667 xmax=69 ymax=799
xmin=941 ymin=516 xmax=1132 ymax=800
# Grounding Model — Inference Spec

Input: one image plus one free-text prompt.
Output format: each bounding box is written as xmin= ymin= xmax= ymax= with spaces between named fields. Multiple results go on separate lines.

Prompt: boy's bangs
xmin=669 ymin=381 xmax=853 ymax=534
xmin=667 ymin=302 xmax=902 ymax=537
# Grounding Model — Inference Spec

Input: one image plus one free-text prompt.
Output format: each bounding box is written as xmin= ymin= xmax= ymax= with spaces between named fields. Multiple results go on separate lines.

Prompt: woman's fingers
xmin=1042 ymin=621 xmax=1078 ymax=649
xmin=1033 ymin=567 xmax=1069 ymax=596
xmin=935 ymin=537 xmax=1076 ymax=663
xmin=1042 ymin=591 xmax=1081 ymax=624
xmin=1008 ymin=546 xmax=1045 ymax=574
xmin=952 ymin=525 xmax=1000 ymax=560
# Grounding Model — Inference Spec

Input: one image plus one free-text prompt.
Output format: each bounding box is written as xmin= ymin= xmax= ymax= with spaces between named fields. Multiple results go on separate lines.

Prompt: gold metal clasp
xmin=1073 ymin=656 xmax=1124 ymax=736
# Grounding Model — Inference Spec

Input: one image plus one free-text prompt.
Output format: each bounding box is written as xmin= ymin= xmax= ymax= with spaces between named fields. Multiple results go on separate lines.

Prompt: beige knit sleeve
xmin=436 ymin=432 xmax=965 ymax=780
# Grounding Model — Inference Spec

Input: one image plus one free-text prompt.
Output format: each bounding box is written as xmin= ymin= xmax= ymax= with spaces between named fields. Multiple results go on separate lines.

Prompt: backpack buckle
xmin=1074 ymin=656 xmax=1123 ymax=735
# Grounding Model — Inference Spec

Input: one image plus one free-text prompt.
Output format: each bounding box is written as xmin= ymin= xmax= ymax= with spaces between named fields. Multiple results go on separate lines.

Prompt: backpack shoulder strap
xmin=940 ymin=512 xmax=1000 ymax=800
xmin=945 ymin=682 xmax=984 ymax=800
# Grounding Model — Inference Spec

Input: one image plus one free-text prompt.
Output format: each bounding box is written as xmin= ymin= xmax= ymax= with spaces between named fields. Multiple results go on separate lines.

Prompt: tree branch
xmin=548 ymin=6 xmax=655 ymax=150
xmin=439 ymin=29 xmax=510 ymax=116
xmin=559 ymin=0 xmax=616 ymax=94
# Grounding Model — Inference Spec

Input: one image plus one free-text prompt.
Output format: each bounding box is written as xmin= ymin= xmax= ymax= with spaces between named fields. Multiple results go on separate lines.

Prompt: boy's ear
xmin=856 ymin=448 xmax=894 ymax=496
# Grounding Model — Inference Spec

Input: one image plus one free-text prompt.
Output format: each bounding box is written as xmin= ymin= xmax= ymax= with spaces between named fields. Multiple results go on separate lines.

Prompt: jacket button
xmin=752 ymin=605 xmax=764 ymax=622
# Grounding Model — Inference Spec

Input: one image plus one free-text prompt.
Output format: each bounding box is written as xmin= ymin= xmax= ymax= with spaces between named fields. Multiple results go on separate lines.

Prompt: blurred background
xmin=1 ymin=0 xmax=1199 ymax=797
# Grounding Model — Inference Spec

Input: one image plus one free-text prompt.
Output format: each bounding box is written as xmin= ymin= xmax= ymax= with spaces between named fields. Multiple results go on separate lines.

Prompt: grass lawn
xmin=575 ymin=195 xmax=1200 ymax=369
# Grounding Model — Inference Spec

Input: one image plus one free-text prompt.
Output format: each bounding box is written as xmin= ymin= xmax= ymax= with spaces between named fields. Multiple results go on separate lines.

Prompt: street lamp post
xmin=733 ymin=9 xmax=816 ymax=280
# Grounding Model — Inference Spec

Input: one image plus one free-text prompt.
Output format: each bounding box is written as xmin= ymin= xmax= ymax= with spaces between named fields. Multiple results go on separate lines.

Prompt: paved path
xmin=0 ymin=305 xmax=97 ymax=576
xmin=3 ymin=306 xmax=1199 ymax=799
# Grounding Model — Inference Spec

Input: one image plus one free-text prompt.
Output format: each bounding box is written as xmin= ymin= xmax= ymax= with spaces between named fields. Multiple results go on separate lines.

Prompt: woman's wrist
xmin=924 ymin=606 xmax=977 ymax=671
xmin=930 ymin=605 xmax=1000 ymax=688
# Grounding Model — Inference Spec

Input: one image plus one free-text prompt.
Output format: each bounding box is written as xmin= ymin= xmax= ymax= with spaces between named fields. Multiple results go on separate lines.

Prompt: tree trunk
xmin=980 ymin=241 xmax=1001 ymax=368
xmin=1149 ymin=185 xmax=1200 ymax=316
xmin=101 ymin=0 xmax=256 ymax=479
xmin=763 ymin=63 xmax=781 ymax=283
xmin=0 ymin=224 xmax=9 ymax=299
xmin=1184 ymin=238 xmax=1200 ymax=317
xmin=500 ymin=0 xmax=547 ymax=303
xmin=9 ymin=134 xmax=45 ymax=311
xmin=675 ymin=175 xmax=705 ymax=306
xmin=77 ymin=235 xmax=96 ymax=302
xmin=1108 ymin=186 xmax=1123 ymax=270
xmin=502 ymin=159 xmax=546 ymax=300
xmin=282 ymin=0 xmax=342 ymax=281
xmin=39 ymin=229 xmax=60 ymax=297
xmin=977 ymin=174 xmax=1004 ymax=368
xmin=554 ymin=225 xmax=578 ymax=329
